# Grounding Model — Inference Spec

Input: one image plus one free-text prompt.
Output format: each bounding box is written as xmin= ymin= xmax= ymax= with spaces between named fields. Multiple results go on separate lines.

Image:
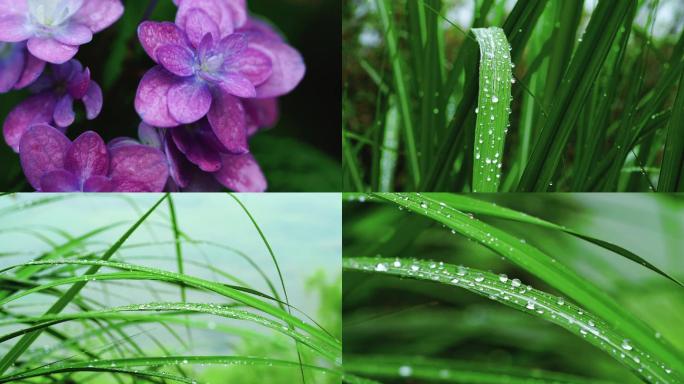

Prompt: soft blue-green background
xmin=0 ymin=193 xmax=341 ymax=354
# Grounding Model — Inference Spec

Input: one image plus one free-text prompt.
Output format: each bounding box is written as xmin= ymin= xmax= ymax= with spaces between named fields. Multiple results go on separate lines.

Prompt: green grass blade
xmin=345 ymin=258 xmax=680 ymax=384
xmin=658 ymin=70 xmax=684 ymax=191
xmin=167 ymin=196 xmax=185 ymax=303
xmin=0 ymin=194 xmax=167 ymax=375
xmin=371 ymin=193 xmax=684 ymax=376
xmin=428 ymin=193 xmax=683 ymax=287
xmin=345 ymin=355 xmax=618 ymax=384
xmin=518 ymin=0 xmax=636 ymax=191
xmin=471 ymin=27 xmax=513 ymax=192
xmin=376 ymin=0 xmax=420 ymax=188
xmin=378 ymin=97 xmax=400 ymax=192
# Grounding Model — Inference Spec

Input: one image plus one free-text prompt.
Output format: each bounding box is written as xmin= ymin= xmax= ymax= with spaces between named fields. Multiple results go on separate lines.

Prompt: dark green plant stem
xmin=0 ymin=194 xmax=167 ymax=376
xmin=658 ymin=70 xmax=684 ymax=191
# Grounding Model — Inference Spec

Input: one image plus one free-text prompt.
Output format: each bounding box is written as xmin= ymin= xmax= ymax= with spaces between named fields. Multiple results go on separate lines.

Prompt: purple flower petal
xmin=18 ymin=124 xmax=71 ymax=191
xmin=82 ymin=81 xmax=103 ymax=119
xmin=167 ymin=79 xmax=212 ymax=124
xmin=67 ymin=66 xmax=90 ymax=99
xmin=14 ymin=50 xmax=46 ymax=89
xmin=176 ymin=0 xmax=233 ymax=37
xmin=27 ymin=38 xmax=78 ymax=64
xmin=3 ymin=92 xmax=58 ymax=152
xmin=54 ymin=22 xmax=93 ymax=46
xmin=247 ymin=36 xmax=305 ymax=98
xmin=135 ymin=66 xmax=181 ymax=127
xmin=171 ymin=126 xmax=221 ymax=172
xmin=156 ymin=44 xmax=195 ymax=77
xmin=207 ymin=90 xmax=248 ymax=154
xmin=213 ymin=152 xmax=267 ymax=192
xmin=183 ymin=8 xmax=219 ymax=48
xmin=164 ymin=132 xmax=191 ymax=188
xmin=0 ymin=43 xmax=24 ymax=92
xmin=40 ymin=170 xmax=80 ymax=192
xmin=138 ymin=21 xmax=190 ymax=63
xmin=224 ymin=47 xmax=272 ymax=86
xmin=0 ymin=0 xmax=27 ymax=15
xmin=65 ymin=131 xmax=109 ymax=181
xmin=239 ymin=17 xmax=284 ymax=43
xmin=138 ymin=122 xmax=163 ymax=149
xmin=108 ymin=137 xmax=140 ymax=150
xmin=217 ymin=33 xmax=247 ymax=55
xmin=0 ymin=15 xmax=31 ymax=42
xmin=73 ymin=0 xmax=124 ymax=33
xmin=83 ymin=175 xmax=114 ymax=192
xmin=53 ymin=94 xmax=75 ymax=127
xmin=244 ymin=98 xmax=278 ymax=136
xmin=218 ymin=72 xmax=255 ymax=98
xmin=109 ymin=144 xmax=169 ymax=192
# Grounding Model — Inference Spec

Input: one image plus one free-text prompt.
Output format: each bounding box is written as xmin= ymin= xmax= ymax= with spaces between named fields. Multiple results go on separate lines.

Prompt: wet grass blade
xmin=345 ymin=258 xmax=681 ymax=384
xmin=167 ymin=196 xmax=185 ymax=303
xmin=370 ymin=193 xmax=684 ymax=376
xmin=658 ymin=70 xmax=684 ymax=191
xmin=0 ymin=194 xmax=168 ymax=375
xmin=471 ymin=27 xmax=513 ymax=192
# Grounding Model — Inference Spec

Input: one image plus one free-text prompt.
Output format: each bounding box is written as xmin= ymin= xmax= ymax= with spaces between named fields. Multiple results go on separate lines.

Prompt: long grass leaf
xmin=658 ymin=70 xmax=684 ymax=191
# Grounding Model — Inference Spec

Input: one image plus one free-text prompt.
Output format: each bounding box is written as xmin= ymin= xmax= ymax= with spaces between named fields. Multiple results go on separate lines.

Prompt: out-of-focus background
xmin=0 ymin=0 xmax=341 ymax=192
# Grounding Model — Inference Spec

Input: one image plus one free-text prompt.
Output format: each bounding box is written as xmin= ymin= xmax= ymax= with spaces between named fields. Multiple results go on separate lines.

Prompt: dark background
xmin=0 ymin=0 xmax=341 ymax=192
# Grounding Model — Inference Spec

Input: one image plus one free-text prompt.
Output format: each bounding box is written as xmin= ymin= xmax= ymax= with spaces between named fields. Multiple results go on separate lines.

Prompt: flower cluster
xmin=135 ymin=0 xmax=305 ymax=191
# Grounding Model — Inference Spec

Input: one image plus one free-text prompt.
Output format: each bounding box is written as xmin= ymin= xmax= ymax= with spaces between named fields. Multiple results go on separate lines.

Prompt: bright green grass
xmin=342 ymin=0 xmax=684 ymax=191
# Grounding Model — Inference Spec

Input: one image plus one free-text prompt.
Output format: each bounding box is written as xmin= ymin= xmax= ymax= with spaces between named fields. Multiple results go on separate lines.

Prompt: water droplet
xmin=475 ymin=107 xmax=479 ymax=114
xmin=511 ymin=278 xmax=521 ymax=287
xmin=420 ymin=202 xmax=428 ymax=209
xmin=474 ymin=275 xmax=484 ymax=282
xmin=621 ymin=339 xmax=633 ymax=351
xmin=450 ymin=278 xmax=459 ymax=284
xmin=498 ymin=274 xmax=508 ymax=283
xmin=375 ymin=263 xmax=388 ymax=272
xmin=490 ymin=115 xmax=495 ymax=121
xmin=410 ymin=265 xmax=420 ymax=272
xmin=526 ymin=301 xmax=536 ymax=310
xmin=557 ymin=297 xmax=565 ymax=306
xmin=491 ymin=95 xmax=499 ymax=103
xmin=398 ymin=366 xmax=412 ymax=377
xmin=393 ymin=260 xmax=402 ymax=267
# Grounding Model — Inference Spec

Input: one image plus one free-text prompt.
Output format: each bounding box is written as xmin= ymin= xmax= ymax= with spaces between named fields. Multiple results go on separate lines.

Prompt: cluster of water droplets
xmin=471 ymin=28 xmax=514 ymax=192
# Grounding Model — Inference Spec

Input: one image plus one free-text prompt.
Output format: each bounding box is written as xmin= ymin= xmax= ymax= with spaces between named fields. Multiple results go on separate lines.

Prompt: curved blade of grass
xmin=0 ymin=356 xmax=339 ymax=384
xmin=345 ymin=257 xmax=680 ymax=384
xmin=345 ymin=355 xmax=619 ymax=384
xmin=658 ymin=70 xmax=684 ymax=192
xmin=0 ymin=194 xmax=168 ymax=375
xmin=471 ymin=27 xmax=513 ymax=192
xmin=518 ymin=0 xmax=636 ymax=191
xmin=371 ymin=193 xmax=684 ymax=375
xmin=428 ymin=193 xmax=683 ymax=287
xmin=166 ymin=196 xmax=185 ymax=302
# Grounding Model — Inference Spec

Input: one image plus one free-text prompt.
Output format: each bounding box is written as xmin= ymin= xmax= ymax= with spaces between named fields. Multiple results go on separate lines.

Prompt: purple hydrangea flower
xmin=19 ymin=124 xmax=168 ymax=192
xmin=3 ymin=59 xmax=103 ymax=152
xmin=0 ymin=42 xmax=45 ymax=92
xmin=134 ymin=10 xmax=305 ymax=155
xmin=0 ymin=0 xmax=124 ymax=64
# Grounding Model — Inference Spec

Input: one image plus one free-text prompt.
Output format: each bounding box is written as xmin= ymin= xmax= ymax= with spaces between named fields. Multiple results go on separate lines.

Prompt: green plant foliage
xmin=342 ymin=0 xmax=684 ymax=191
xmin=343 ymin=193 xmax=684 ymax=383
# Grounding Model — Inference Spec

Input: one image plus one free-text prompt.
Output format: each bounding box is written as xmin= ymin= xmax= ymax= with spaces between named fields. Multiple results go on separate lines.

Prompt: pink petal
xmin=53 ymin=94 xmax=75 ymax=127
xmin=249 ymin=37 xmax=305 ymax=98
xmin=213 ymin=152 xmax=267 ymax=192
xmin=137 ymin=21 xmax=190 ymax=63
xmin=0 ymin=15 xmax=31 ymax=42
xmin=156 ymin=44 xmax=195 ymax=77
xmin=167 ymin=79 xmax=212 ymax=124
xmin=109 ymin=144 xmax=169 ymax=192
xmin=83 ymin=175 xmax=114 ymax=192
xmin=176 ymin=0 xmax=233 ymax=37
xmin=73 ymin=0 xmax=124 ymax=33
xmin=65 ymin=131 xmax=109 ymax=181
xmin=0 ymin=43 xmax=24 ymax=92
xmin=18 ymin=124 xmax=71 ymax=191
xmin=82 ymin=81 xmax=102 ymax=119
xmin=40 ymin=170 xmax=80 ymax=192
xmin=164 ymin=132 xmax=191 ymax=188
xmin=207 ymin=90 xmax=247 ymax=153
xmin=14 ymin=51 xmax=46 ymax=89
xmin=218 ymin=72 xmax=255 ymax=98
xmin=67 ymin=67 xmax=90 ymax=99
xmin=0 ymin=0 xmax=28 ymax=15
xmin=217 ymin=33 xmax=247 ymax=54
xmin=134 ymin=66 xmax=182 ymax=127
xmin=225 ymin=47 xmax=272 ymax=86
xmin=53 ymin=22 xmax=93 ymax=46
xmin=182 ymin=8 xmax=219 ymax=48
xmin=3 ymin=92 xmax=58 ymax=152
xmin=27 ymin=37 xmax=78 ymax=64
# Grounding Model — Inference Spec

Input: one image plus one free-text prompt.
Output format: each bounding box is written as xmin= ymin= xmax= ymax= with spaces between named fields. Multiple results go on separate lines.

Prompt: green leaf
xmin=344 ymin=258 xmax=680 ymax=384
xmin=658 ymin=70 xmax=684 ymax=191
xmin=471 ymin=27 xmax=513 ymax=192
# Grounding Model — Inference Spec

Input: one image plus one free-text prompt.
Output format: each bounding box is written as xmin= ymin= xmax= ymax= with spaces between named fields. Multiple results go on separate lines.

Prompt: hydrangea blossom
xmin=3 ymin=59 xmax=102 ymax=152
xmin=0 ymin=42 xmax=45 ymax=92
xmin=19 ymin=124 xmax=168 ymax=192
xmin=135 ymin=4 xmax=305 ymax=154
xmin=0 ymin=0 xmax=124 ymax=64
